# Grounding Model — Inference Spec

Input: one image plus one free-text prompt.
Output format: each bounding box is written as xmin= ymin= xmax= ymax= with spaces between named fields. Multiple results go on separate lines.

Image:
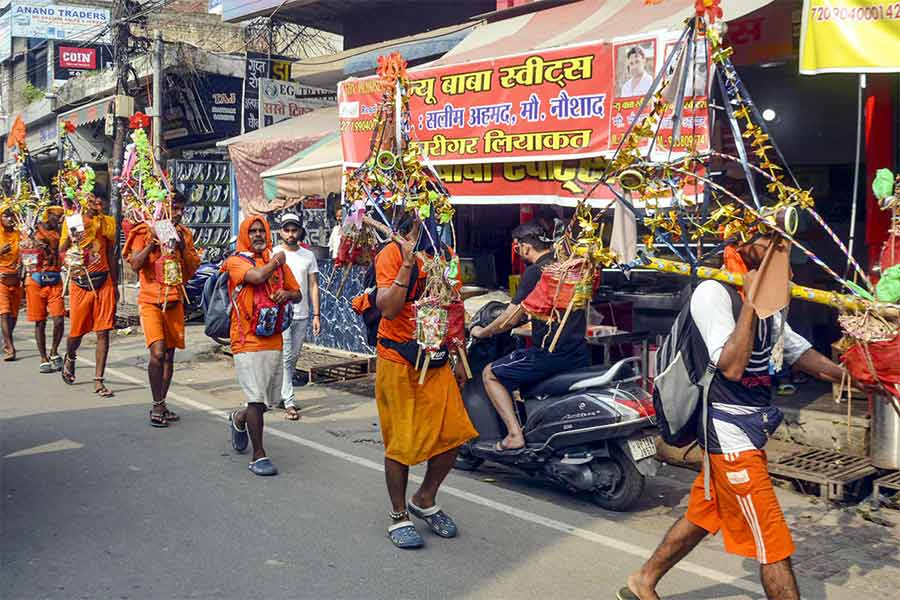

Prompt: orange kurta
xmin=123 ymin=223 xmax=201 ymax=348
xmin=0 ymin=227 xmax=22 ymax=316
xmin=223 ymin=217 xmax=300 ymax=355
xmin=62 ymin=214 xmax=117 ymax=337
xmin=372 ymin=242 xmax=475 ymax=466
xmin=25 ymin=226 xmax=65 ymax=322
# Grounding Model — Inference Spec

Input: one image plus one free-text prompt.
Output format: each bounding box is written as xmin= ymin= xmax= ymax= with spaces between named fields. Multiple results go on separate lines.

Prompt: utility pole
xmin=151 ymin=30 xmax=163 ymax=167
xmin=109 ymin=0 xmax=132 ymax=296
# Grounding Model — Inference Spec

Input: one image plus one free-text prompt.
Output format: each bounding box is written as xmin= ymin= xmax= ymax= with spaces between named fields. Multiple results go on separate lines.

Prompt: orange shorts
xmin=69 ymin=277 xmax=116 ymax=337
xmin=25 ymin=279 xmax=65 ymax=322
xmin=0 ymin=281 xmax=23 ymax=316
xmin=687 ymin=450 xmax=794 ymax=564
xmin=139 ymin=301 xmax=185 ymax=349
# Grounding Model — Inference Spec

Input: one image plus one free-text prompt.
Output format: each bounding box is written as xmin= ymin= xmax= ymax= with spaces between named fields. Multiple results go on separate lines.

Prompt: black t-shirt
xmin=513 ymin=253 xmax=587 ymax=355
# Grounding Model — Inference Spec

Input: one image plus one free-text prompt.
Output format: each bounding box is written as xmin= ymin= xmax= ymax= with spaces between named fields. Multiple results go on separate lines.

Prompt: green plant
xmin=22 ymin=82 xmax=45 ymax=104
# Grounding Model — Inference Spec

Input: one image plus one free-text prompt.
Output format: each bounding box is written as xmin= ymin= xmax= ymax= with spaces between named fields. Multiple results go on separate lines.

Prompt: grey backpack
xmin=653 ymin=283 xmax=741 ymax=447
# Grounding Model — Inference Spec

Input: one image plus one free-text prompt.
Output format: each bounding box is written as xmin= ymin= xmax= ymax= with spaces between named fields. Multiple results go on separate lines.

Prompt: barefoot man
xmin=60 ymin=194 xmax=118 ymax=397
xmin=25 ymin=206 xmax=65 ymax=372
xmin=620 ymin=233 xmax=846 ymax=600
xmin=0 ymin=204 xmax=22 ymax=361
xmin=123 ymin=192 xmax=200 ymax=427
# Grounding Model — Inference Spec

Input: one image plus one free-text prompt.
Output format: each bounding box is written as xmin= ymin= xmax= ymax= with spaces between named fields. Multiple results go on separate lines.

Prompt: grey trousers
xmin=281 ymin=319 xmax=308 ymax=408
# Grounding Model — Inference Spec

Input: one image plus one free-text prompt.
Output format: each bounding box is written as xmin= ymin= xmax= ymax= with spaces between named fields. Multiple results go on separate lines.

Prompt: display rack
xmin=170 ymin=159 xmax=232 ymax=263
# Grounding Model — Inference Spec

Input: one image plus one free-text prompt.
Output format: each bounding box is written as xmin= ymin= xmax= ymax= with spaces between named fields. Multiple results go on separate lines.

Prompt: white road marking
xmin=4 ymin=438 xmax=84 ymax=458
xmin=31 ymin=341 xmax=761 ymax=594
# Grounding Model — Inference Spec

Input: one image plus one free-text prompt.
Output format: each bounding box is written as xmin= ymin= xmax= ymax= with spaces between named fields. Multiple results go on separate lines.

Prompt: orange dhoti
xmin=0 ymin=280 xmax=23 ymax=316
xmin=69 ymin=277 xmax=116 ymax=337
xmin=139 ymin=301 xmax=185 ymax=349
xmin=25 ymin=278 xmax=65 ymax=322
xmin=374 ymin=358 xmax=477 ymax=466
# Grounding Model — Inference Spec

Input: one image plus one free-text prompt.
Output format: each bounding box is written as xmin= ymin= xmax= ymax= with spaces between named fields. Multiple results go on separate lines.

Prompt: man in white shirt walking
xmin=274 ymin=212 xmax=321 ymax=420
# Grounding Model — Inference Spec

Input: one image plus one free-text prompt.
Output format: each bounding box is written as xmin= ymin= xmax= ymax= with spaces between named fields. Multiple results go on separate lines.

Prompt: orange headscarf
xmin=235 ymin=215 xmax=272 ymax=260
xmin=724 ymin=245 xmax=749 ymax=275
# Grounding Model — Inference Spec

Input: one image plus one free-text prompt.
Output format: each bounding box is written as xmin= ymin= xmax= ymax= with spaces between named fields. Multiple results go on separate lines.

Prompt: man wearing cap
xmin=273 ymin=212 xmax=321 ymax=420
xmin=24 ymin=206 xmax=65 ymax=373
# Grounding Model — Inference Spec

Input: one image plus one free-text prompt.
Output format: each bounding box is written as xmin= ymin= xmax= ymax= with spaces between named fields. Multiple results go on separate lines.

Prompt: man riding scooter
xmin=471 ymin=222 xmax=590 ymax=454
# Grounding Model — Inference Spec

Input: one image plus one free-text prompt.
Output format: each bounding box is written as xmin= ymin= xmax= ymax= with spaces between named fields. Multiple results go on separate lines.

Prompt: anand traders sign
xmin=11 ymin=2 xmax=110 ymax=42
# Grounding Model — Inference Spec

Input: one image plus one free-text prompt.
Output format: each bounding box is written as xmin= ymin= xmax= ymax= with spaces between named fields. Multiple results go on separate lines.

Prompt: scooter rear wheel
xmin=589 ymin=446 xmax=645 ymax=511
xmin=454 ymin=445 xmax=484 ymax=471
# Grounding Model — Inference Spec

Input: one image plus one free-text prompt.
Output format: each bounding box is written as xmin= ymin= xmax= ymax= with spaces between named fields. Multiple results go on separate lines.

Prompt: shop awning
xmin=225 ymin=107 xmax=341 ymax=214
xmin=291 ymin=22 xmax=479 ymax=88
xmin=261 ymin=131 xmax=342 ymax=201
xmin=428 ymin=0 xmax=775 ymax=66
xmin=56 ymin=96 xmax=114 ymax=128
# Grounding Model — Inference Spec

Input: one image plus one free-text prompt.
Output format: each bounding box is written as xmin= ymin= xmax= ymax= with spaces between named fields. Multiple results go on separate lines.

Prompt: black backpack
xmin=358 ymin=243 xmax=419 ymax=347
xmin=653 ymin=282 xmax=742 ymax=447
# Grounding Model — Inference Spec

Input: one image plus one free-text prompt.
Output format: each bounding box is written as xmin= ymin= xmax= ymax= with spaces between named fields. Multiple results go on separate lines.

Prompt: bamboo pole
xmin=642 ymin=257 xmax=897 ymax=315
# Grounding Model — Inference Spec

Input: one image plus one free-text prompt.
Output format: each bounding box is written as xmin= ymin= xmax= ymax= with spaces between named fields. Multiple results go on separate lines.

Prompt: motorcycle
xmin=184 ymin=261 xmax=221 ymax=322
xmin=456 ymin=301 xmax=659 ymax=511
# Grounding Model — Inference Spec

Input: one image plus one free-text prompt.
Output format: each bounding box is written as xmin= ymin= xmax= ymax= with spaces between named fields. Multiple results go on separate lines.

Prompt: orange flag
xmin=7 ymin=115 xmax=25 ymax=149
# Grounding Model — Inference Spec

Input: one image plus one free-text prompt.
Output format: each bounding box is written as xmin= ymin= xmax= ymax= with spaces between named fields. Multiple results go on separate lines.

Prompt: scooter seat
xmin=522 ymin=365 xmax=615 ymax=398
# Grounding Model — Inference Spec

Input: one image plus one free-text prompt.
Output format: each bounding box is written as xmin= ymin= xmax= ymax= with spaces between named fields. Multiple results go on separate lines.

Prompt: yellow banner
xmin=800 ymin=0 xmax=900 ymax=74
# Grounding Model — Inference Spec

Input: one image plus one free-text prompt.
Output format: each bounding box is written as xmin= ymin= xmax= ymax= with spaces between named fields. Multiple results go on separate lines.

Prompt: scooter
xmin=456 ymin=301 xmax=660 ymax=511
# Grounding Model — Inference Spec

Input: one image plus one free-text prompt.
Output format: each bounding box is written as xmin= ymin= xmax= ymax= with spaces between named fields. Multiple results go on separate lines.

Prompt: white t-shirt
xmin=620 ymin=72 xmax=653 ymax=97
xmin=274 ymin=244 xmax=319 ymax=320
xmin=329 ymin=225 xmax=342 ymax=259
xmin=690 ymin=280 xmax=811 ymax=367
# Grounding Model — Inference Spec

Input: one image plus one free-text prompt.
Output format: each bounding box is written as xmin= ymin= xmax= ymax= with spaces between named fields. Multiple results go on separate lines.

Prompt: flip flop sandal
xmin=776 ymin=383 xmax=797 ymax=396
xmin=150 ymin=409 xmax=169 ymax=428
xmin=248 ymin=457 xmax=278 ymax=476
xmin=61 ymin=354 xmax=76 ymax=384
xmin=3 ymin=350 xmax=16 ymax=362
xmin=284 ymin=407 xmax=300 ymax=421
xmin=94 ymin=378 xmax=115 ymax=398
xmin=50 ymin=355 xmax=63 ymax=372
xmin=407 ymin=501 xmax=458 ymax=538
xmin=476 ymin=440 xmax=525 ymax=455
xmin=616 ymin=588 xmax=639 ymax=600
xmin=162 ymin=403 xmax=180 ymax=422
xmin=387 ymin=521 xmax=424 ymax=549
xmin=39 ymin=362 xmax=53 ymax=374
xmin=229 ymin=410 xmax=249 ymax=453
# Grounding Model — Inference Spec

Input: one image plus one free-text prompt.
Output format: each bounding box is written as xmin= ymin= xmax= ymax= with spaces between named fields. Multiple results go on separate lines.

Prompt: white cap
xmin=279 ymin=213 xmax=301 ymax=227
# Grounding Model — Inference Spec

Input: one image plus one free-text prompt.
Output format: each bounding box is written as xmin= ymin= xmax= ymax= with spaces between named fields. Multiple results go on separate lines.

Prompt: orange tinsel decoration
xmin=376 ymin=52 xmax=408 ymax=87
xmin=695 ymin=0 xmax=723 ymax=23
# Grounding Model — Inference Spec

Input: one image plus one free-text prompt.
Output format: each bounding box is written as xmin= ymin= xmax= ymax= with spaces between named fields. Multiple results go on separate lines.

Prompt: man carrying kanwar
xmin=373 ymin=213 xmax=476 ymax=549
xmin=59 ymin=192 xmax=118 ymax=397
xmin=123 ymin=191 xmax=200 ymax=428
xmin=24 ymin=206 xmax=66 ymax=373
xmin=619 ymin=231 xmax=847 ymax=600
xmin=0 ymin=203 xmax=22 ymax=361
xmin=226 ymin=216 xmax=301 ymax=477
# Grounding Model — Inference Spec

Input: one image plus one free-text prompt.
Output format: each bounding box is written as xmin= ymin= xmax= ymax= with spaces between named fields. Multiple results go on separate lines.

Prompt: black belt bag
xmin=31 ymin=272 xmax=63 ymax=287
xmin=379 ymin=338 xmax=450 ymax=370
xmin=72 ymin=271 xmax=109 ymax=291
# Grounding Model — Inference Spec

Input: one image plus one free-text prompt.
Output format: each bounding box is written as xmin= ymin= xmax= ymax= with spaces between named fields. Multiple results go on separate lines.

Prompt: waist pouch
xmin=31 ymin=272 xmax=63 ymax=287
xmin=0 ymin=272 xmax=20 ymax=286
xmin=72 ymin=271 xmax=109 ymax=291
xmin=379 ymin=337 xmax=450 ymax=370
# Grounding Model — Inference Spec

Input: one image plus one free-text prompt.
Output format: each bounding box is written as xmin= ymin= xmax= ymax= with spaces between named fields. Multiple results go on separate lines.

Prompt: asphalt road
xmin=0 ymin=332 xmax=873 ymax=600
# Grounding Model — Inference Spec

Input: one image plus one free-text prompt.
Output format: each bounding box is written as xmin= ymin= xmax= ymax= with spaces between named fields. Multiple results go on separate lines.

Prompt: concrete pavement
xmin=3 ymin=326 xmax=900 ymax=599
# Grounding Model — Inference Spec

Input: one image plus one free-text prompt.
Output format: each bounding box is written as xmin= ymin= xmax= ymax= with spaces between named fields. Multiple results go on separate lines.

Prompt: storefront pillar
xmin=864 ymin=75 xmax=896 ymax=268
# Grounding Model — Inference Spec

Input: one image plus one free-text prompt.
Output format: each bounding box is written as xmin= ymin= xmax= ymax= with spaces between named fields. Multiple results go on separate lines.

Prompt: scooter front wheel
xmin=454 ymin=444 xmax=484 ymax=471
xmin=589 ymin=446 xmax=645 ymax=511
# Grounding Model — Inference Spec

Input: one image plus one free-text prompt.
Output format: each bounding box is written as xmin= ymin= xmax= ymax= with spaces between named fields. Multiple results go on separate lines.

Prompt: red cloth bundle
xmin=444 ymin=301 xmax=465 ymax=348
xmin=841 ymin=335 xmax=900 ymax=399
xmin=521 ymin=259 xmax=597 ymax=320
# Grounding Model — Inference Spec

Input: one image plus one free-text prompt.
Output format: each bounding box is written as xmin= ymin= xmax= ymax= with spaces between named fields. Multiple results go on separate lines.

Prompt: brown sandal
xmin=284 ymin=407 xmax=300 ymax=421
xmin=161 ymin=402 xmax=179 ymax=422
xmin=94 ymin=378 xmax=115 ymax=398
xmin=61 ymin=354 xmax=76 ymax=384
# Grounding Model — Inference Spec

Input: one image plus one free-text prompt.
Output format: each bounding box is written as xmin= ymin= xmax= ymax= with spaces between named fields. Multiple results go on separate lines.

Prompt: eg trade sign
xmin=11 ymin=2 xmax=110 ymax=43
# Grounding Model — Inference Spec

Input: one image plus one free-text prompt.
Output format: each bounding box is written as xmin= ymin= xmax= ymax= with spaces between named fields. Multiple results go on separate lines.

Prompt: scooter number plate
xmin=627 ymin=436 xmax=656 ymax=461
